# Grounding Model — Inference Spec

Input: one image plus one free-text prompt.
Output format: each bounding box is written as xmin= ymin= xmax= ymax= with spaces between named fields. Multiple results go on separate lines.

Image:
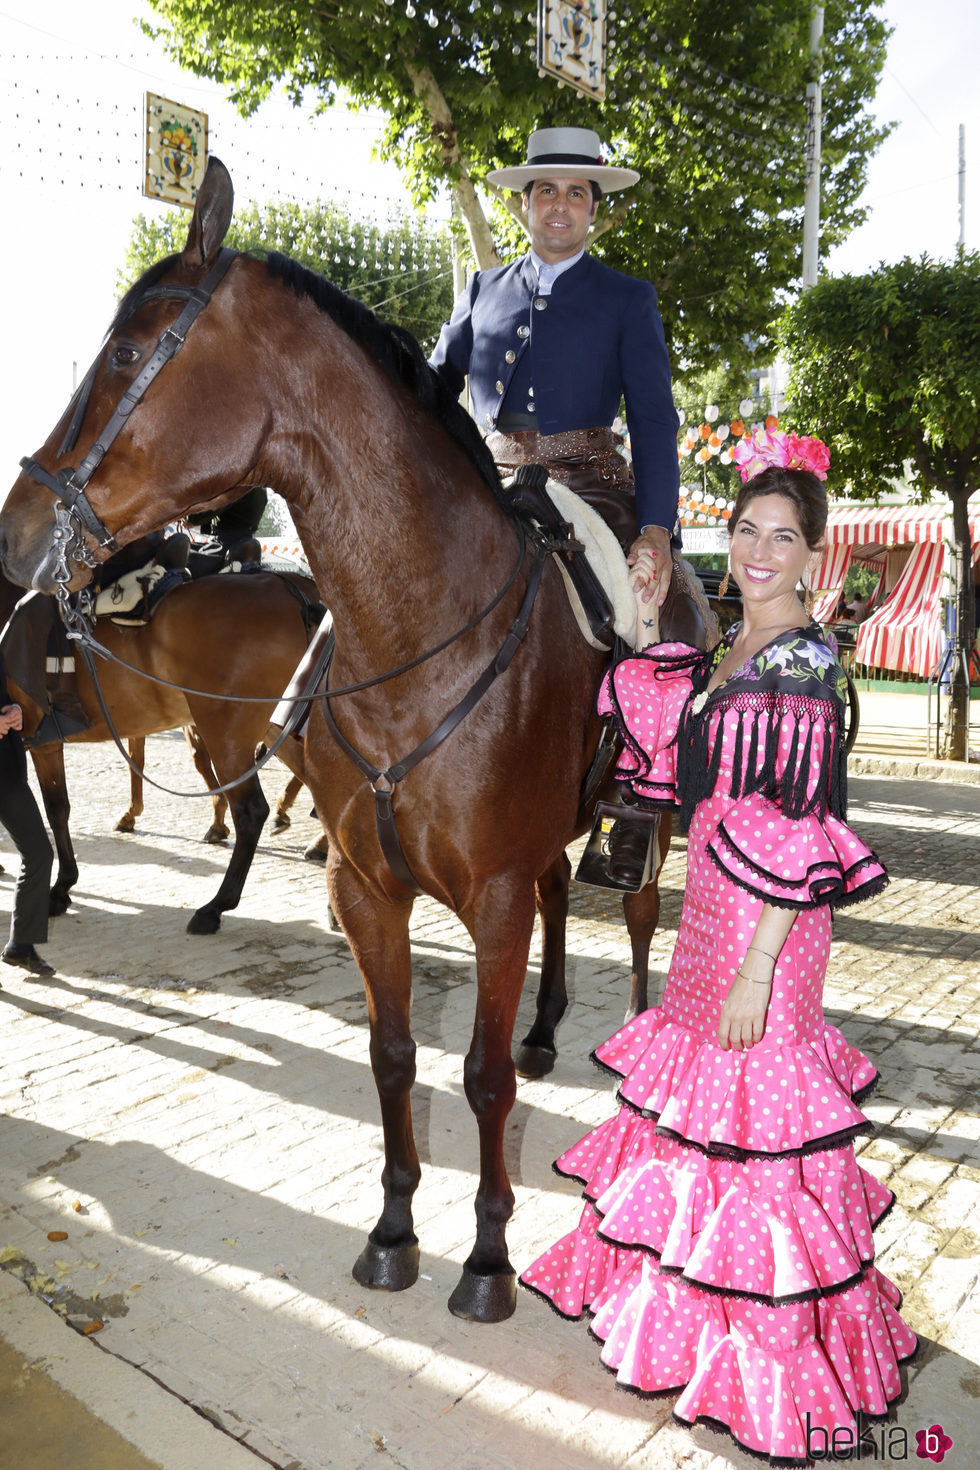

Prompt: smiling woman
xmin=711 ymin=467 xmax=827 ymax=685
xmin=520 ymin=453 xmax=913 ymax=1465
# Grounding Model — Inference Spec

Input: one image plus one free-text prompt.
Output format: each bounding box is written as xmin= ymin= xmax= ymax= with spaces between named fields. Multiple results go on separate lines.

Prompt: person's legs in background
xmin=1 ymin=781 xmax=54 ymax=979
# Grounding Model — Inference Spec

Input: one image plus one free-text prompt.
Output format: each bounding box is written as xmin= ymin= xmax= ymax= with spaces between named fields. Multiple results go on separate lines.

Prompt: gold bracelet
xmin=737 ymin=970 xmax=772 ymax=986
xmin=747 ymin=947 xmax=778 ymax=962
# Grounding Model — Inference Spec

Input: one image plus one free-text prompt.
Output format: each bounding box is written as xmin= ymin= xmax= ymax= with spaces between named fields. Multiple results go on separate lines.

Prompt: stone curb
xmin=0 ymin=1271 xmax=261 ymax=1470
xmin=849 ymin=753 xmax=980 ymax=784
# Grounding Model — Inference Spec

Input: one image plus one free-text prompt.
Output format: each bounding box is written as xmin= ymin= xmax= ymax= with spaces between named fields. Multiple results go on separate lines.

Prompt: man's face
xmin=522 ymin=177 xmax=598 ymax=264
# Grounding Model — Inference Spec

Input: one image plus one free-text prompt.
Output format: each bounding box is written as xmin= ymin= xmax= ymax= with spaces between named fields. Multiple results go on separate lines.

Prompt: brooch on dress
xmin=690 ymin=691 xmax=709 ymax=714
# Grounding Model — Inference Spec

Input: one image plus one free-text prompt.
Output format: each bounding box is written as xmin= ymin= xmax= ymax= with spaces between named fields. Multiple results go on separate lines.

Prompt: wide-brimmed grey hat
xmin=486 ymin=127 xmax=639 ymax=192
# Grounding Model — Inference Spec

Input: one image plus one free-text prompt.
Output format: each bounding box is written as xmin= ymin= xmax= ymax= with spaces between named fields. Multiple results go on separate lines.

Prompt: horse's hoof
xmin=514 ymin=1043 xmax=556 ymax=1080
xmin=271 ymin=814 xmax=290 ymax=831
xmin=48 ymin=890 xmax=71 ymax=918
xmin=187 ymin=908 xmax=221 ymax=936
xmin=304 ymin=843 xmax=328 ymax=865
xmin=352 ymin=1238 xmax=419 ymax=1292
xmin=448 ymin=1267 xmax=516 ymax=1322
xmin=115 ymin=817 xmax=136 ymax=833
xmin=203 ymin=826 xmax=229 ymax=845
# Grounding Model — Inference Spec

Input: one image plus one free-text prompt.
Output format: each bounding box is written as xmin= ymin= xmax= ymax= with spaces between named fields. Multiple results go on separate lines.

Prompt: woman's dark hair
xmin=728 ymin=466 xmax=828 ymax=550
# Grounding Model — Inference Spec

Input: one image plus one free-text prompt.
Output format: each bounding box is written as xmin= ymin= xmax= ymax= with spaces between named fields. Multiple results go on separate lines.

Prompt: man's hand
xmin=0 ymin=703 xmax=23 ymax=736
xmin=627 ymin=526 xmax=672 ymax=609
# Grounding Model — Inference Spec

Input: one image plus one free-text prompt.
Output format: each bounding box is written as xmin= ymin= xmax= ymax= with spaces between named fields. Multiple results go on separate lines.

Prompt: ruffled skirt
xmin=521 ymin=831 xmax=914 ymax=1464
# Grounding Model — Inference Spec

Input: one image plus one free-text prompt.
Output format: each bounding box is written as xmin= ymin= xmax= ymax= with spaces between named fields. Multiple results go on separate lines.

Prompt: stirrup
xmin=573 ymin=800 xmax=659 ymax=892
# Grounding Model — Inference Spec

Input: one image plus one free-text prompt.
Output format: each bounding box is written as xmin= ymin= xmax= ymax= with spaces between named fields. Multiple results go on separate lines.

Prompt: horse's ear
xmin=182 ymin=156 xmax=234 ymax=269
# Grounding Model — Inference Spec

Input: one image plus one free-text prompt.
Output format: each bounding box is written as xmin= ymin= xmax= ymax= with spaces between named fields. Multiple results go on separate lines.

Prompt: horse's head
xmin=0 ymin=158 xmax=266 ymax=593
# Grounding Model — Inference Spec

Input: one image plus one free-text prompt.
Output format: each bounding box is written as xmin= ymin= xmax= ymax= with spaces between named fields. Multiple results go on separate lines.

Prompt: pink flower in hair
xmin=785 ymin=431 xmax=830 ymax=479
xmin=731 ymin=426 xmax=829 ymax=483
xmin=732 ymin=429 xmax=784 ymax=481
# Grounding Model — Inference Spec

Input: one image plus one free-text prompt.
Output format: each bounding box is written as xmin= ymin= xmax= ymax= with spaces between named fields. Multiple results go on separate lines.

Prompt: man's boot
xmin=605 ymin=814 xmax=654 ymax=888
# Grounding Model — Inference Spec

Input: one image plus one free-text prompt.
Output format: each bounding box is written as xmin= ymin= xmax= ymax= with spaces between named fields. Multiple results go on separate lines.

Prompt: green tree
xmin=780 ymin=254 xmax=980 ymax=760
xmin=121 ymin=198 xmax=455 ymax=352
xmin=142 ymin=0 xmax=891 ymax=376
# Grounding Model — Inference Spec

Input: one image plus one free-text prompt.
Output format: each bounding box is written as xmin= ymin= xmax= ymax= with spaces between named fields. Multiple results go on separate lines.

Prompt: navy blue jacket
xmin=429 ymin=252 xmax=680 ymax=534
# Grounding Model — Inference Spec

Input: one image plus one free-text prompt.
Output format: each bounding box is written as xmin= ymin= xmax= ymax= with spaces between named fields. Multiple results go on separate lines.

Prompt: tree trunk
xmin=453 ymin=173 xmax=501 ymax=270
xmin=405 ymin=60 xmax=501 ymax=271
xmin=944 ymin=482 xmax=976 ymax=762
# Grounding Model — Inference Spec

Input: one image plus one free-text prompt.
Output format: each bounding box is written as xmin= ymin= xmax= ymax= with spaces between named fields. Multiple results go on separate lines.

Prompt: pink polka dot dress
xmin=520 ymin=631 xmax=916 ymax=1466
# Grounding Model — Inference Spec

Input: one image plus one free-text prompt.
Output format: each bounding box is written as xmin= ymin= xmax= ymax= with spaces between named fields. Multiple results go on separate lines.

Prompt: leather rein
xmin=16 ymin=248 xmax=550 ymax=888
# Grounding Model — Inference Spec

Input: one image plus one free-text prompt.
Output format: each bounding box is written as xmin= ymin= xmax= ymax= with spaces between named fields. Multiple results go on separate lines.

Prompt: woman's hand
xmin=627 ymin=546 xmax=658 ymax=593
xmin=628 ymin=547 xmax=663 ymax=648
xmin=717 ymin=949 xmax=774 ymax=1052
xmin=627 ymin=526 xmax=672 ymax=608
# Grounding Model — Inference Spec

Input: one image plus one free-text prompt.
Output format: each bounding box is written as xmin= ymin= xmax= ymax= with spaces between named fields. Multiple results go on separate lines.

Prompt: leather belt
xmin=486 ymin=425 xmax=632 ymax=476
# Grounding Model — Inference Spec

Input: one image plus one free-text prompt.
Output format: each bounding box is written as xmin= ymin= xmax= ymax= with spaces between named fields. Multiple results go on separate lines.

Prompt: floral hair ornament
xmin=731 ymin=427 xmax=830 ymax=484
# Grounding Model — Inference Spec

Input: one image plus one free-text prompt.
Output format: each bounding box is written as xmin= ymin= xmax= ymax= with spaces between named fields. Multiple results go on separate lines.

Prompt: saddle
xmin=87 ymin=529 xmax=193 ymax=626
xmin=93 ymin=563 xmax=190 ymax=625
xmin=503 ymin=465 xmax=636 ymax=650
xmin=93 ymin=531 xmax=264 ymax=624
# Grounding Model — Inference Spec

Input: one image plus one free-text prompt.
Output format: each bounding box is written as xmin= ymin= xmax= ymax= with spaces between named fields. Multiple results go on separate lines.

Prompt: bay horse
xmin=0 ymin=158 xmax=677 ymax=1321
xmin=2 ymin=570 xmax=324 ymax=933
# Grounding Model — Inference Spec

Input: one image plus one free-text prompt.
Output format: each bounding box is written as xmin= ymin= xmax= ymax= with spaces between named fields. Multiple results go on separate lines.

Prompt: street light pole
xmin=959 ymin=123 xmax=966 ymax=253
xmin=802 ymin=4 xmax=824 ymax=289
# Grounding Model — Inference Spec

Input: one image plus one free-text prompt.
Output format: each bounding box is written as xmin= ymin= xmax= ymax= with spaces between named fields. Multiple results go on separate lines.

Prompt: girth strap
xmin=321 ymin=544 xmax=549 ymax=893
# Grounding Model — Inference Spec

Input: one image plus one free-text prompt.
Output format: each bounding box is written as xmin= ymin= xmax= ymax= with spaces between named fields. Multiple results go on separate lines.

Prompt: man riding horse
xmin=429 ymin=127 xmax=701 ymax=882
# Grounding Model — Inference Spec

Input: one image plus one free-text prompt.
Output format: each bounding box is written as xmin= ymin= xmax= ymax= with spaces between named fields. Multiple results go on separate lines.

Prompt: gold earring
xmin=804 ymin=580 xmax=815 ymax=616
xmin=718 ymin=565 xmax=731 ymax=598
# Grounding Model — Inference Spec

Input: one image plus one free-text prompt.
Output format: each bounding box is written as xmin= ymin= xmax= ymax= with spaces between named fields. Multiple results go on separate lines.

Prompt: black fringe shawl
xmin=675 ymin=625 xmax=849 ymax=836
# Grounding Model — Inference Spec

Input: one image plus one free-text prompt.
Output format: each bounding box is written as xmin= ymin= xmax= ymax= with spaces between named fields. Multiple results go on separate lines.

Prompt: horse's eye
xmin=111 ymin=344 xmax=142 ymax=368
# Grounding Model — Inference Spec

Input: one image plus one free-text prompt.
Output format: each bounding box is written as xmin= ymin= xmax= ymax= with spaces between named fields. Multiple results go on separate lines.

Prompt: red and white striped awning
xmin=855 ymin=541 xmax=945 ymax=678
xmin=826 ymin=501 xmax=980 ymax=548
xmin=810 ymin=542 xmax=853 ymax=624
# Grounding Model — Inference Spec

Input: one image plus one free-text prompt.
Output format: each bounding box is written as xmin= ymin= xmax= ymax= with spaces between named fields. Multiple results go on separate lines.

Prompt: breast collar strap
xmin=19 ymin=247 xmax=238 ymax=557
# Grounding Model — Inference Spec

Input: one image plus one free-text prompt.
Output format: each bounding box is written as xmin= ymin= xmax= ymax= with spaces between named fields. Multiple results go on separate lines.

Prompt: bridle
xmin=19 ymin=247 xmax=238 ymax=602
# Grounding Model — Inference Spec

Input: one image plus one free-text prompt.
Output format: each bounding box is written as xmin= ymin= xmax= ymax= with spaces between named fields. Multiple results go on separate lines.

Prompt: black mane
xmin=264 ymin=251 xmax=509 ymax=512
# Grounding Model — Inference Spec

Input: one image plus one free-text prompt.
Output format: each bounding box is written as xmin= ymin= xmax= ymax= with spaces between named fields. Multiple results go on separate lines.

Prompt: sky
xmin=0 ymin=0 xmax=977 ymax=465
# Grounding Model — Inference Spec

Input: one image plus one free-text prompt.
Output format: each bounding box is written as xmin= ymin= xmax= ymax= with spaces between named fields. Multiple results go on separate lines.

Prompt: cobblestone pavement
xmin=1 ymin=733 xmax=979 ymax=1470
